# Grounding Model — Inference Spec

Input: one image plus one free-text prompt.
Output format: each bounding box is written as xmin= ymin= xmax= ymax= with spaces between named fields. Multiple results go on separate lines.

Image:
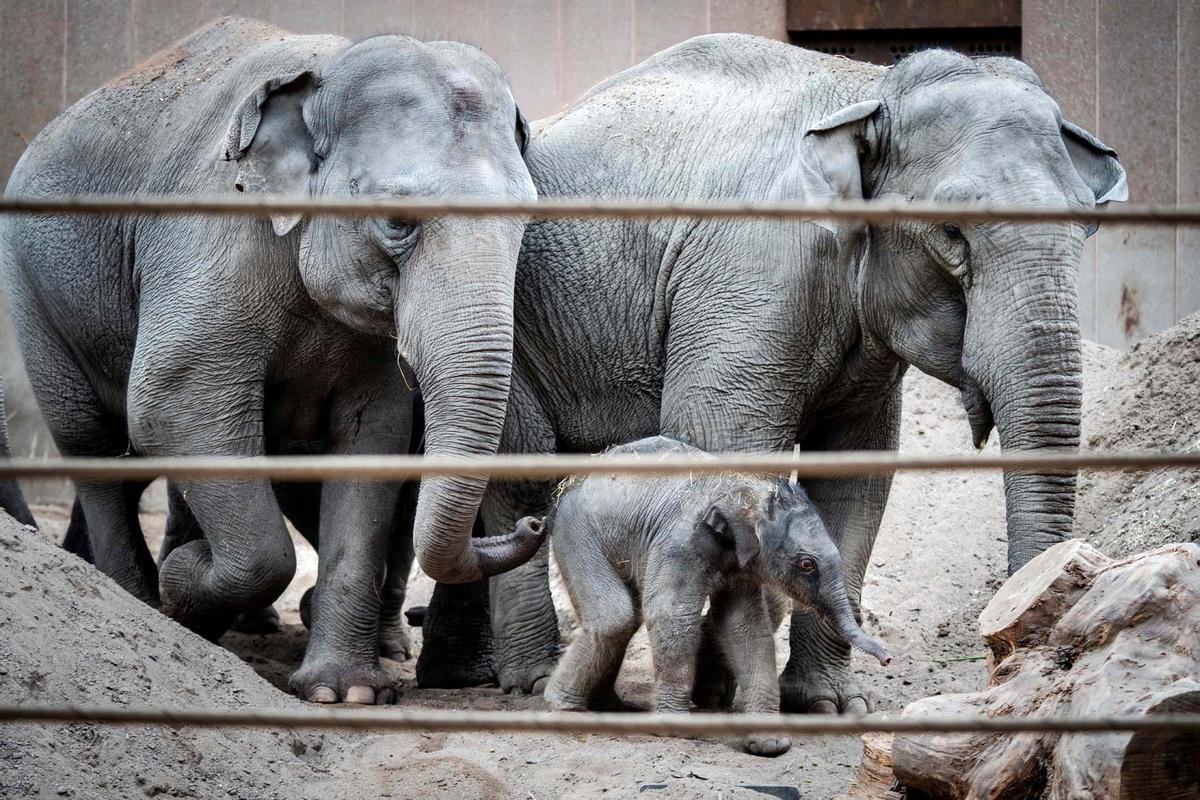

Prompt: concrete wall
xmin=1024 ymin=0 xmax=1199 ymax=348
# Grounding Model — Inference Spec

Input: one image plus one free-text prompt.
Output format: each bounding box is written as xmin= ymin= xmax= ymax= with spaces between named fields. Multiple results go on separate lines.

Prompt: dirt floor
xmin=3 ymin=332 xmax=1176 ymax=800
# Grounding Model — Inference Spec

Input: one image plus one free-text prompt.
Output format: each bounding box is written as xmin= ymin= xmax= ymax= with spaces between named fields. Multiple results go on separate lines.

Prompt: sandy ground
xmin=0 ymin=335 xmax=1155 ymax=800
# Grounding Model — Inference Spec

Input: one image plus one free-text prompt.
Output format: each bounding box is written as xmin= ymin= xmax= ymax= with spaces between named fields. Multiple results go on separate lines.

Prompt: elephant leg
xmin=543 ymin=550 xmax=638 ymax=712
xmin=486 ymin=478 xmax=562 ymax=694
xmin=61 ymin=497 xmax=93 ymax=562
xmin=273 ymin=479 xmax=321 ymax=631
xmin=0 ymin=376 xmax=35 ymax=528
xmin=157 ymin=482 xmax=203 ymax=568
xmin=418 ymin=378 xmax=560 ymax=691
xmin=24 ymin=321 xmax=154 ymax=600
xmin=643 ymin=565 xmax=707 ymax=715
xmin=691 ymin=614 xmax=737 ymax=710
xmin=288 ymin=381 xmax=408 ymax=705
xmin=159 ymin=482 xmax=285 ymax=635
xmin=77 ymin=478 xmax=158 ymax=604
xmin=289 ymin=476 xmax=400 ymax=704
xmin=378 ymin=480 xmax=417 ymax=661
xmin=781 ymin=388 xmax=900 ymax=715
xmin=416 ymin=518 xmax=497 ymax=688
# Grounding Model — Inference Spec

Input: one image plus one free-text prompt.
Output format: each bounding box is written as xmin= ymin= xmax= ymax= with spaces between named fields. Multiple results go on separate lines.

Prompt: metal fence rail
xmin=1 ymin=194 xmax=1199 ymax=226
xmin=0 ymin=449 xmax=1197 ymax=482
xmin=2 ymin=705 xmax=1199 ymax=736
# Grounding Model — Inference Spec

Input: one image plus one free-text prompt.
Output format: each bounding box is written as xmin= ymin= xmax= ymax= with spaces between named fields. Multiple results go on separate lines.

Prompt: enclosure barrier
xmin=1 ymin=195 xmax=1199 ymax=226
xmin=3 ymin=193 xmax=1200 ymax=741
xmin=2 ymin=706 xmax=1200 ymax=737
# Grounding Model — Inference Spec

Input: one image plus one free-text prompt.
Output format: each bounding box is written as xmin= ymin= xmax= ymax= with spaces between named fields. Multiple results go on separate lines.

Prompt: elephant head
xmin=799 ymin=51 xmax=1127 ymax=574
xmin=220 ymin=36 xmax=536 ymax=583
xmin=700 ymin=481 xmax=891 ymax=665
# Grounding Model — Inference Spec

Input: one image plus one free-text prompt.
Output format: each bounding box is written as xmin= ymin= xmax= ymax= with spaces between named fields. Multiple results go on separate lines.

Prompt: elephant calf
xmin=539 ymin=436 xmax=890 ymax=756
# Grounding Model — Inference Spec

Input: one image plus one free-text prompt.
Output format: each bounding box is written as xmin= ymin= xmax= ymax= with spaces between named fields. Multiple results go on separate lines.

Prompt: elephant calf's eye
xmin=944 ymin=223 xmax=964 ymax=241
xmin=796 ymin=557 xmax=817 ymax=574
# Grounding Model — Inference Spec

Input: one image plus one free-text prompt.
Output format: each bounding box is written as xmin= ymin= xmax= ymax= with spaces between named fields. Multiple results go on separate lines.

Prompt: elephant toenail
xmin=345 ymin=685 xmax=376 ymax=704
xmin=308 ymin=686 xmax=338 ymax=703
xmin=809 ymin=699 xmax=838 ymax=715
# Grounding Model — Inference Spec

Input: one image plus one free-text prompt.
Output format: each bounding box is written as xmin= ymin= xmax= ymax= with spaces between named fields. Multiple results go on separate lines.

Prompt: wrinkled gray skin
xmin=542 ymin=437 xmax=890 ymax=757
xmin=450 ymin=36 xmax=1127 ymax=708
xmin=0 ymin=375 xmax=35 ymax=528
xmin=1 ymin=18 xmax=538 ymax=704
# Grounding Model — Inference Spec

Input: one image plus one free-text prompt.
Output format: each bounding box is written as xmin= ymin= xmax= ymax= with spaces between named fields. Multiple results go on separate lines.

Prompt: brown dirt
xmin=1 ymin=336 xmax=1157 ymax=800
xmin=1076 ymin=311 xmax=1200 ymax=556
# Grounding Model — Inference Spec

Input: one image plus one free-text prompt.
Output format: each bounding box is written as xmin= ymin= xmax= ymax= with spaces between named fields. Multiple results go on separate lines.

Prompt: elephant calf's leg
xmin=643 ymin=578 xmax=707 ymax=715
xmin=544 ymin=557 xmax=638 ymax=712
xmin=712 ymin=588 xmax=790 ymax=756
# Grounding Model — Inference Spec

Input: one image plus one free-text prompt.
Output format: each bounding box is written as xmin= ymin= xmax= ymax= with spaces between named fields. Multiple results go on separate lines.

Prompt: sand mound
xmin=1077 ymin=312 xmax=1200 ymax=556
xmin=0 ymin=515 xmax=361 ymax=800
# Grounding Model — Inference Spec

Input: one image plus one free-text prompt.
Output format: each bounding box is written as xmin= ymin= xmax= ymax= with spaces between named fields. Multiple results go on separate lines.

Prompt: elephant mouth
xmin=960 ymin=376 xmax=995 ymax=450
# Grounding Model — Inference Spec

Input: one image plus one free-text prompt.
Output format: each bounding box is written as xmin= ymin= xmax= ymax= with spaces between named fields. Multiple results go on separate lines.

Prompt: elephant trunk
xmin=398 ymin=219 xmax=529 ymax=584
xmin=818 ymin=552 xmax=891 ymax=666
xmin=964 ymin=243 xmax=1083 ymax=575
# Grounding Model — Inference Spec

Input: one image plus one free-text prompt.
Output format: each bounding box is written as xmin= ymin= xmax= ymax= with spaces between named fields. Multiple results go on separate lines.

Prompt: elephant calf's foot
xmin=744 ymin=733 xmax=792 ymax=757
xmin=289 ymin=658 xmax=395 ymax=705
xmin=779 ymin=663 xmax=872 ymax=715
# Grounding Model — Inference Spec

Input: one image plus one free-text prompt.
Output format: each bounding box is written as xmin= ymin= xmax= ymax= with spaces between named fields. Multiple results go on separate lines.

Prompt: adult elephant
xmin=426 ymin=35 xmax=1127 ymax=707
xmin=1 ymin=17 xmax=540 ymax=703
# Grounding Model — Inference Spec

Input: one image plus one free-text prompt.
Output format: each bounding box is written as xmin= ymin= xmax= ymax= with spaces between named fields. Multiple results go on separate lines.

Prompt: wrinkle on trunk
xmin=965 ymin=248 xmax=1083 ymax=575
xmin=396 ymin=220 xmax=529 ymax=584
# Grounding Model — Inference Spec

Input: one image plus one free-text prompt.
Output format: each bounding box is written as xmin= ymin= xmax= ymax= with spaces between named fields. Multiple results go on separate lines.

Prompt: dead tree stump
xmin=886 ymin=541 xmax=1200 ymax=799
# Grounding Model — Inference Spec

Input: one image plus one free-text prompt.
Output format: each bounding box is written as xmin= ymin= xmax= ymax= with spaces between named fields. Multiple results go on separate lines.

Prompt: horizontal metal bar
xmin=1 ymin=194 xmax=1199 ymax=226
xmin=0 ymin=449 xmax=1197 ymax=482
xmin=2 ymin=705 xmax=1199 ymax=736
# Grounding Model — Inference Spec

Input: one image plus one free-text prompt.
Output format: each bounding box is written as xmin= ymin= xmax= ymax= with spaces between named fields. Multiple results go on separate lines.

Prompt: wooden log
xmin=889 ymin=543 xmax=1200 ymax=799
xmin=836 ymin=733 xmax=902 ymax=800
xmin=978 ymin=539 xmax=1112 ymax=673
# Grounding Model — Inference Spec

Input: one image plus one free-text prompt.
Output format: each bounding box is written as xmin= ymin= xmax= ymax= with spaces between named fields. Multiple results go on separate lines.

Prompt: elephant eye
xmin=385 ymin=218 xmax=419 ymax=242
xmin=796 ymin=557 xmax=816 ymax=573
xmin=944 ymin=223 xmax=964 ymax=241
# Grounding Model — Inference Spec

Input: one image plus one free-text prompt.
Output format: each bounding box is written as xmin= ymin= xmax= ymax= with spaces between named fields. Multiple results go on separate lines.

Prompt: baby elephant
xmin=536 ymin=436 xmax=890 ymax=756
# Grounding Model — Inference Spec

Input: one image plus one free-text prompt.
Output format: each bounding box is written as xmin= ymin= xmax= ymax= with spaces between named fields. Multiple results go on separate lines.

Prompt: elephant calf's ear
xmin=700 ymin=502 xmax=760 ymax=570
xmin=221 ymin=71 xmax=318 ymax=236
xmin=1061 ymin=120 xmax=1128 ymax=236
xmin=798 ymin=100 xmax=881 ymax=234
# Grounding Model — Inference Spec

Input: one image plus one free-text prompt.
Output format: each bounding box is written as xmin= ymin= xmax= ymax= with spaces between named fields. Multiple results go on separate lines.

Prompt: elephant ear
xmin=699 ymin=491 xmax=761 ymax=570
xmin=221 ymin=71 xmax=317 ymax=236
xmin=515 ymin=103 xmax=531 ymax=155
xmin=1061 ymin=120 xmax=1128 ymax=236
xmin=798 ymin=99 xmax=881 ymax=234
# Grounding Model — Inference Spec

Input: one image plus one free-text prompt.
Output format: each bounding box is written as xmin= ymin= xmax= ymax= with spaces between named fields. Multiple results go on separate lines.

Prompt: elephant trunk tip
xmin=475 ymin=515 xmax=549 ymax=578
xmin=850 ymin=632 xmax=892 ymax=667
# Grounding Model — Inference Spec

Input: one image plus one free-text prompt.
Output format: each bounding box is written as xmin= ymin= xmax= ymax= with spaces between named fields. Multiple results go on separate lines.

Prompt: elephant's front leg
xmin=781 ymin=389 xmax=900 ymax=714
xmin=289 ymin=476 xmax=400 ymax=703
xmin=289 ymin=387 xmax=408 ymax=705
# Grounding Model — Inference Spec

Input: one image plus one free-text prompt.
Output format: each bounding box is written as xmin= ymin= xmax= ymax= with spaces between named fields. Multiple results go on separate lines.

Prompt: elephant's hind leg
xmin=544 ymin=550 xmax=638 ymax=712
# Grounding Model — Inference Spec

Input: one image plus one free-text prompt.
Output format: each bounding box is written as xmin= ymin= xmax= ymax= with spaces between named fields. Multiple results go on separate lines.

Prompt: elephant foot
xmin=289 ymin=657 xmax=395 ymax=705
xmin=158 ymin=541 xmax=236 ymax=640
xmin=416 ymin=579 xmax=497 ymax=688
xmin=778 ymin=662 xmax=872 ymax=715
xmin=498 ymin=654 xmax=559 ymax=695
xmin=745 ymin=733 xmax=792 ymax=757
xmin=378 ymin=617 xmax=415 ymax=662
xmin=230 ymin=605 xmax=281 ymax=635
